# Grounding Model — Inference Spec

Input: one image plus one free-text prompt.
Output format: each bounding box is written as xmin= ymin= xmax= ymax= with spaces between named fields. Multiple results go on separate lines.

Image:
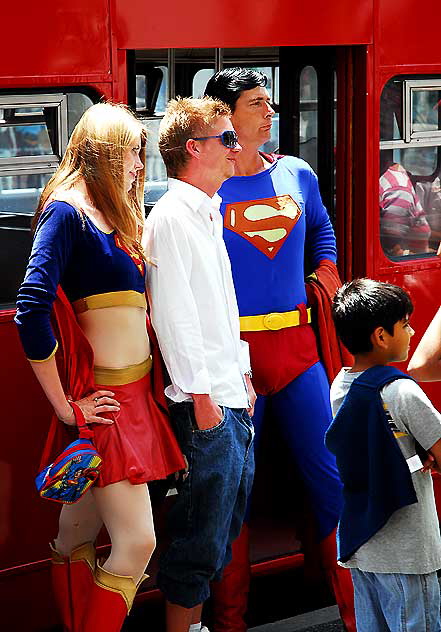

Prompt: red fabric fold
xmin=305 ymin=259 xmax=353 ymax=384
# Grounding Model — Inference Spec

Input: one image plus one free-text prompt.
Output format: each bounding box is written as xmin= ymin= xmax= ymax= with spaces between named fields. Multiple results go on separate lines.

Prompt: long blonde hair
xmin=35 ymin=102 xmax=147 ymax=258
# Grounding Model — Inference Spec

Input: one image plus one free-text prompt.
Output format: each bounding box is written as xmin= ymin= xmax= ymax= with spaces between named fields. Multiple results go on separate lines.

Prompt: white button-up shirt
xmin=143 ymin=178 xmax=250 ymax=408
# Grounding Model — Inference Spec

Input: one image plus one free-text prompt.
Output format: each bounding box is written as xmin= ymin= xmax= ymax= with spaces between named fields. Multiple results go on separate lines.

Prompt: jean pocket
xmin=193 ymin=407 xmax=228 ymax=437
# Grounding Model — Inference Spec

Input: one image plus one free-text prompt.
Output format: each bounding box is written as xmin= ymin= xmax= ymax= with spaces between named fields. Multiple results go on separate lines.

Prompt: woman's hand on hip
xmin=59 ymin=390 xmax=120 ymax=425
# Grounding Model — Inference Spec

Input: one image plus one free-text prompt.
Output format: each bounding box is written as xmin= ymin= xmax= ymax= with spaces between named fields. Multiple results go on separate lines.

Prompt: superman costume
xmin=211 ymin=156 xmax=355 ymax=632
xmin=15 ymin=201 xmax=184 ymax=486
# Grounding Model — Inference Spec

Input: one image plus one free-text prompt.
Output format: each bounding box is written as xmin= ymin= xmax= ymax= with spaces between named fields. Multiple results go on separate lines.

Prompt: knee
xmin=125 ymin=528 xmax=156 ymax=565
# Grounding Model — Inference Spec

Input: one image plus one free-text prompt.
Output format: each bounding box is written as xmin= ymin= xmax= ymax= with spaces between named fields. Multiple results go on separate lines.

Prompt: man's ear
xmin=185 ymin=138 xmax=200 ymax=160
xmin=371 ymin=326 xmax=387 ymax=349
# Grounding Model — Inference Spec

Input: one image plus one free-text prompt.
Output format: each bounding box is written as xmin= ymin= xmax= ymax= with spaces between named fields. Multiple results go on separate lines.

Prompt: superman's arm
xmin=304 ymin=168 xmax=337 ymax=266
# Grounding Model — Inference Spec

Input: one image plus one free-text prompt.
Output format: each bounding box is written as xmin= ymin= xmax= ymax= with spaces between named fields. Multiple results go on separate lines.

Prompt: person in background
xmin=380 ymin=161 xmax=431 ymax=256
xmin=204 ymin=67 xmax=355 ymax=632
xmin=144 ymin=96 xmax=255 ymax=632
xmin=15 ymin=102 xmax=184 ymax=632
xmin=327 ymin=278 xmax=441 ymax=632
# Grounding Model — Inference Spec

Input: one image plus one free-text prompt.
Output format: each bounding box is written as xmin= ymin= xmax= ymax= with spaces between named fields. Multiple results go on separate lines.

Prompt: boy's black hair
xmin=204 ymin=68 xmax=267 ymax=112
xmin=332 ymin=278 xmax=413 ymax=354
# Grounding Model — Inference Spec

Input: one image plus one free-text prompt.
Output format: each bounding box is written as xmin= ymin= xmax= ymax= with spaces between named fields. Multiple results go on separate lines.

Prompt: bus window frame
xmin=0 ymin=93 xmax=68 ymax=173
xmin=403 ymin=79 xmax=441 ymax=144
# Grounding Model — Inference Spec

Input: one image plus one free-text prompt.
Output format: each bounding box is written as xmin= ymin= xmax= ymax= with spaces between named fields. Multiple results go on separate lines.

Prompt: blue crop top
xmin=15 ymin=201 xmax=146 ymax=361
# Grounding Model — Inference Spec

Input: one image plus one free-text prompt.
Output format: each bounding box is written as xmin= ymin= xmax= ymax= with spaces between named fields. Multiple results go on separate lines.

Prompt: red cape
xmin=305 ymin=260 xmax=353 ymax=384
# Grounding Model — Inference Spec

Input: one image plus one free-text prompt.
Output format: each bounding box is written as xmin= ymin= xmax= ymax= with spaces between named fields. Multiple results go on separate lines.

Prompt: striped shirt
xmin=380 ymin=163 xmax=430 ymax=254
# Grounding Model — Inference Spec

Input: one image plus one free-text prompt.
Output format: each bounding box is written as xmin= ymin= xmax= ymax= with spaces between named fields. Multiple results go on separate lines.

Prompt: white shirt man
xmin=144 ymin=177 xmax=250 ymax=409
xmin=143 ymin=97 xmax=255 ymax=632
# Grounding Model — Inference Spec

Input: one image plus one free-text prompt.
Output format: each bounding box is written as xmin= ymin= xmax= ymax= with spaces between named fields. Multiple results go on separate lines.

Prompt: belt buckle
xmin=263 ymin=312 xmax=285 ymax=331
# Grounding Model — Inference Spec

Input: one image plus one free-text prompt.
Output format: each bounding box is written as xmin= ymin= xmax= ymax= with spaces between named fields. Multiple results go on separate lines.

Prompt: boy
xmin=326 ymin=278 xmax=441 ymax=632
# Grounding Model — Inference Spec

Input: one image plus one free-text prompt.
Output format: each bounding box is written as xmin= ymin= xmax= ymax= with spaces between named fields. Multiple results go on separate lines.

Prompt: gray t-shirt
xmin=331 ymin=367 xmax=441 ymax=574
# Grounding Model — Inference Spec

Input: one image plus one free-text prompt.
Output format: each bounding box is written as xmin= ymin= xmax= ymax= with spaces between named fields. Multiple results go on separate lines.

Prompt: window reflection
xmin=0 ymin=173 xmax=53 ymax=214
xmin=411 ymin=89 xmax=441 ymax=133
xmin=0 ymin=121 xmax=52 ymax=160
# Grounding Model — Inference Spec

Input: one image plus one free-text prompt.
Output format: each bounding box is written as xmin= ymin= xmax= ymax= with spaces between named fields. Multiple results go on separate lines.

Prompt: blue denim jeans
xmin=351 ymin=568 xmax=441 ymax=631
xmin=157 ymin=402 xmax=255 ymax=608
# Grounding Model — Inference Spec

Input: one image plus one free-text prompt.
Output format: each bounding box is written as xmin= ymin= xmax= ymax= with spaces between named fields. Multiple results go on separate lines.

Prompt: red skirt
xmin=92 ymin=372 xmax=185 ymax=487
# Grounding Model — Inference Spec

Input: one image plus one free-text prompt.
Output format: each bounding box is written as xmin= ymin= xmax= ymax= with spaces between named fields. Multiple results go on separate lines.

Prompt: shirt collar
xmin=168 ymin=178 xmax=221 ymax=215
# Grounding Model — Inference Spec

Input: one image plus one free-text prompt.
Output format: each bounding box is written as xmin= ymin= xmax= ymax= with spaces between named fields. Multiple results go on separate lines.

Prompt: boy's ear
xmin=371 ymin=326 xmax=388 ymax=349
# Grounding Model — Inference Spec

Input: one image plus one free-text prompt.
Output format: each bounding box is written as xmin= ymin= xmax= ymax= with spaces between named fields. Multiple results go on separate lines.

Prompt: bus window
xmin=144 ymin=117 xmax=168 ymax=205
xmin=0 ymin=106 xmax=59 ymax=160
xmin=67 ymin=93 xmax=94 ymax=135
xmin=0 ymin=92 xmax=94 ymax=307
xmin=193 ymin=69 xmax=215 ymax=97
xmin=299 ymin=66 xmax=318 ymax=172
xmin=380 ymin=77 xmax=441 ymax=259
xmin=134 ymin=63 xmax=169 ymax=208
xmin=132 ymin=51 xmax=280 ymax=210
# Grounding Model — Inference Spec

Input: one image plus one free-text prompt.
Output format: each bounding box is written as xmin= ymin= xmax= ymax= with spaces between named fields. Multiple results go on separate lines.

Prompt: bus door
xmin=126 ymin=45 xmax=355 ymax=596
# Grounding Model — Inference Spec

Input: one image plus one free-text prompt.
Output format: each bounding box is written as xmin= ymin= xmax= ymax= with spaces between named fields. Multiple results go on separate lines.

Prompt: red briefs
xmin=93 ymin=372 xmax=184 ymax=487
xmin=241 ymin=323 xmax=319 ymax=396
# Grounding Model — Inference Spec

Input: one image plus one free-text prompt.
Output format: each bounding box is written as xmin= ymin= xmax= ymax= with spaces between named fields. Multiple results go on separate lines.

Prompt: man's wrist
xmin=191 ymin=393 xmax=212 ymax=405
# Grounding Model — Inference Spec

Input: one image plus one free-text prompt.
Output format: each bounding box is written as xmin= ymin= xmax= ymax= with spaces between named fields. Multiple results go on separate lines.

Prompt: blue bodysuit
xmin=218 ymin=155 xmax=342 ymax=539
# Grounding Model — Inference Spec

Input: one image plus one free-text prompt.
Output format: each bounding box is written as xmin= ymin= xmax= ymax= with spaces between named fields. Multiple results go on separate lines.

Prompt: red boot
xmin=210 ymin=524 xmax=250 ymax=632
xmin=50 ymin=542 xmax=96 ymax=632
xmin=319 ymin=529 xmax=356 ymax=632
xmin=82 ymin=564 xmax=147 ymax=632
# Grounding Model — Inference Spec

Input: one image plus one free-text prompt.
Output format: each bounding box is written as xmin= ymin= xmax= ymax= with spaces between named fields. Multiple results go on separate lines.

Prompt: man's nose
xmin=265 ymin=102 xmax=275 ymax=117
xmin=231 ymin=142 xmax=242 ymax=153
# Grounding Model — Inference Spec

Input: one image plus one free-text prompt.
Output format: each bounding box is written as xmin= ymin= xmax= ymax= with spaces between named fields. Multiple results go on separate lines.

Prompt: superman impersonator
xmin=204 ymin=68 xmax=355 ymax=632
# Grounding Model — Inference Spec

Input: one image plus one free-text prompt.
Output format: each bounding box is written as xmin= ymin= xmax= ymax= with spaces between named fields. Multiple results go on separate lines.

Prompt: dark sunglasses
xmin=192 ymin=130 xmax=239 ymax=149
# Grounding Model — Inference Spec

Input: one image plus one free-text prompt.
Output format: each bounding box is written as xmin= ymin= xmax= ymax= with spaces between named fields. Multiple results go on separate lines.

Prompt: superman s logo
xmin=224 ymin=195 xmax=302 ymax=259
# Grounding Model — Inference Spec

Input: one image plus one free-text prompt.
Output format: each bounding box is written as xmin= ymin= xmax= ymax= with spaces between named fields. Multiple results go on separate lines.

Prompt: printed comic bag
xmin=35 ymin=401 xmax=102 ymax=504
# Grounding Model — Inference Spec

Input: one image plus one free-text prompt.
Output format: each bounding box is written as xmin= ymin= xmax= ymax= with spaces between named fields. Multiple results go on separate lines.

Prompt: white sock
xmin=189 ymin=625 xmax=202 ymax=632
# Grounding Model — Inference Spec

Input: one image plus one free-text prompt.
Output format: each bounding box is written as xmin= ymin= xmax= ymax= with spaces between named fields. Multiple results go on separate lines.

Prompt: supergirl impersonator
xmin=14 ymin=102 xmax=184 ymax=632
xmin=16 ymin=200 xmax=183 ymax=487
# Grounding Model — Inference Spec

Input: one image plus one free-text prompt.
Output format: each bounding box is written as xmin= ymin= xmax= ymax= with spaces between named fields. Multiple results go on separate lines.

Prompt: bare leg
xmin=166 ymin=601 xmax=203 ymax=632
xmin=92 ymin=480 xmax=155 ymax=583
xmin=191 ymin=604 xmax=203 ymax=625
xmin=54 ymin=489 xmax=103 ymax=555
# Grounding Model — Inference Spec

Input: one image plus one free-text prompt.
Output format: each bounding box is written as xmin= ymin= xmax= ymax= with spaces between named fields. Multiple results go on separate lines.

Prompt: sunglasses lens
xmin=222 ymin=131 xmax=238 ymax=148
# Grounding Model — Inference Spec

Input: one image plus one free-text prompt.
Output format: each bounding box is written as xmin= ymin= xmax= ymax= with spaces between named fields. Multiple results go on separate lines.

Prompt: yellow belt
xmin=94 ymin=355 xmax=152 ymax=386
xmin=73 ymin=290 xmax=147 ymax=314
xmin=239 ymin=307 xmax=312 ymax=332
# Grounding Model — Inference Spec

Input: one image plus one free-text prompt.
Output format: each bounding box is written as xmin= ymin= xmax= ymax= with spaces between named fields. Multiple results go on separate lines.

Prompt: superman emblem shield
xmin=224 ymin=195 xmax=302 ymax=259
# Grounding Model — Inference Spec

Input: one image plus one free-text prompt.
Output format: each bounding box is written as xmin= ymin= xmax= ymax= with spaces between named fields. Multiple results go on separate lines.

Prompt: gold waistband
xmin=73 ymin=290 xmax=147 ymax=314
xmin=94 ymin=355 xmax=152 ymax=386
xmin=239 ymin=307 xmax=312 ymax=332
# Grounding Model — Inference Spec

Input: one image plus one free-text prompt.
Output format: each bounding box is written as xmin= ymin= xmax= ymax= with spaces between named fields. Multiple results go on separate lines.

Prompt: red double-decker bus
xmin=2 ymin=1 xmax=441 ymax=629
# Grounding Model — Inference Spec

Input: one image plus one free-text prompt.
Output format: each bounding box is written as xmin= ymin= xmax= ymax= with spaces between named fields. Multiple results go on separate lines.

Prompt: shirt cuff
xmin=173 ymin=366 xmax=212 ymax=396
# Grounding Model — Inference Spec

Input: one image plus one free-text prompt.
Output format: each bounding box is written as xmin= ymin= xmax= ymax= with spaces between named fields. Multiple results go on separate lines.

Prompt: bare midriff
xmin=77 ymin=305 xmax=150 ymax=368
